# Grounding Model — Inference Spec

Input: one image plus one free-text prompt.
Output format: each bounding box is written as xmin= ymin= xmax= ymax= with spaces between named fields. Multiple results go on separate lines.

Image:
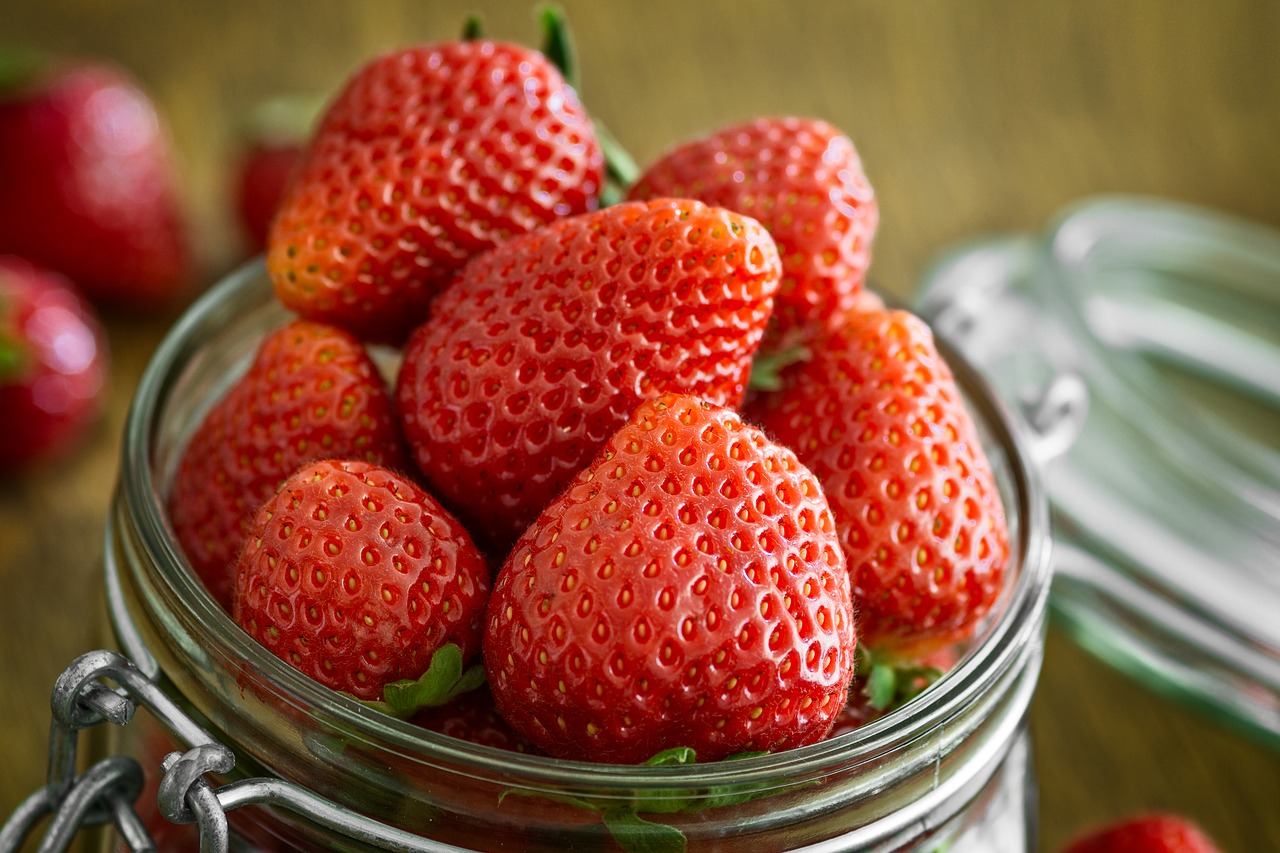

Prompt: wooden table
xmin=3 ymin=1 xmax=1278 ymax=850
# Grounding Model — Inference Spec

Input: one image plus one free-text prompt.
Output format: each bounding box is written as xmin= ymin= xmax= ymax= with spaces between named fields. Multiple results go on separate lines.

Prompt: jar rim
xmin=119 ymin=259 xmax=1053 ymax=788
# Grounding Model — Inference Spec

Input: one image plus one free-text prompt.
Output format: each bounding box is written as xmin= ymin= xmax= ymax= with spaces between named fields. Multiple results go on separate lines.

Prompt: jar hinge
xmin=0 ymin=649 xmax=479 ymax=853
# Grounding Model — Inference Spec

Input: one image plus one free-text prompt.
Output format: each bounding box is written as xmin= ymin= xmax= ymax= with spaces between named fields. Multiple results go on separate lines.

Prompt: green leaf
xmin=896 ymin=665 xmax=944 ymax=704
xmin=747 ymin=345 xmax=812 ymax=393
xmin=498 ymin=786 xmax=597 ymax=813
xmin=536 ymin=4 xmax=577 ymax=89
xmin=857 ymin=642 xmax=946 ymax=713
xmin=643 ymin=746 xmax=698 ymax=766
xmin=635 ymin=746 xmax=699 ymax=813
xmin=866 ymin=661 xmax=898 ymax=711
xmin=599 ymin=182 xmax=626 ymax=208
xmin=697 ymin=750 xmax=776 ymax=810
xmin=357 ymin=643 xmax=485 ymax=719
xmin=598 ymin=121 xmax=641 ymax=189
xmin=602 ymin=806 xmax=687 ymax=853
xmin=534 ymin=3 xmax=639 ymax=202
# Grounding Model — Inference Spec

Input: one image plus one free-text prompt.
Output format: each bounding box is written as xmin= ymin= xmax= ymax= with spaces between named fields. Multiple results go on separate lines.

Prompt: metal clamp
xmin=0 ymin=650 xmax=479 ymax=852
xmin=0 ymin=650 xmax=236 ymax=853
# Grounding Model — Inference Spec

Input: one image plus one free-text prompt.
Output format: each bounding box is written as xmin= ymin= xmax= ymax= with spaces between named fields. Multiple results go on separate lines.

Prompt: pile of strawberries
xmin=0 ymin=58 xmax=193 ymax=473
xmin=167 ymin=16 xmax=1010 ymax=767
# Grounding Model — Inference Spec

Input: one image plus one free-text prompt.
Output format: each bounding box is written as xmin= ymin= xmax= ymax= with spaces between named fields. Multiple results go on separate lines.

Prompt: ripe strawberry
xmin=267 ymin=39 xmax=604 ymax=344
xmin=234 ymin=459 xmax=489 ymax=702
xmin=396 ymin=198 xmax=781 ymax=547
xmin=484 ymin=394 xmax=856 ymax=764
xmin=628 ymin=117 xmax=877 ymax=351
xmin=233 ymin=97 xmax=319 ymax=254
xmin=410 ymin=686 xmax=539 ymax=753
xmin=168 ymin=319 xmax=409 ymax=611
xmin=0 ymin=255 xmax=107 ymax=472
xmin=0 ymin=60 xmax=191 ymax=308
xmin=237 ymin=140 xmax=301 ymax=252
xmin=748 ymin=308 xmax=1009 ymax=658
xmin=1062 ymin=814 xmax=1223 ymax=853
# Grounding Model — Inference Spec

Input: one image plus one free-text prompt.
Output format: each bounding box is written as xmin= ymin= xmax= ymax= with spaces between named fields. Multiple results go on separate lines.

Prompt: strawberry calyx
xmin=855 ymin=645 xmax=945 ymax=713
xmin=461 ymin=15 xmax=484 ymax=41
xmin=499 ymin=747 xmax=775 ymax=853
xmin=536 ymin=4 xmax=639 ymax=204
xmin=356 ymin=643 xmax=485 ymax=720
xmin=747 ymin=344 xmax=812 ymax=392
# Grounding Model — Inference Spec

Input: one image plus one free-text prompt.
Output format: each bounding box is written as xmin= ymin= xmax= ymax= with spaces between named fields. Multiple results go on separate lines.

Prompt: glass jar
xmin=915 ymin=195 xmax=1280 ymax=748
xmin=69 ymin=259 xmax=1053 ymax=852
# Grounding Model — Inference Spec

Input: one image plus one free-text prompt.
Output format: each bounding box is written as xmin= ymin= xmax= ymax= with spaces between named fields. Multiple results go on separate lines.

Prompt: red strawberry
xmin=237 ymin=140 xmax=301 ymax=252
xmin=267 ymin=39 xmax=604 ymax=343
xmin=0 ymin=256 xmax=107 ymax=472
xmin=233 ymin=97 xmax=319 ymax=254
xmin=168 ymin=319 xmax=409 ymax=611
xmin=410 ymin=686 xmax=539 ymax=753
xmin=234 ymin=459 xmax=489 ymax=702
xmin=748 ymin=308 xmax=1009 ymax=658
xmin=396 ymin=198 xmax=781 ymax=547
xmin=0 ymin=60 xmax=191 ymax=308
xmin=484 ymin=394 xmax=856 ymax=764
xmin=628 ymin=117 xmax=877 ymax=351
xmin=1062 ymin=814 xmax=1223 ymax=853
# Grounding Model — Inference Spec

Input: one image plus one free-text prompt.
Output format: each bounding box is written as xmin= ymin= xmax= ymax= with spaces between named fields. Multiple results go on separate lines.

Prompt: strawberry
xmin=233 ymin=459 xmax=489 ymax=702
xmin=0 ymin=59 xmax=191 ymax=308
xmin=396 ymin=198 xmax=781 ymax=548
xmin=410 ymin=686 xmax=539 ymax=753
xmin=748 ymin=308 xmax=1009 ymax=659
xmin=233 ymin=96 xmax=319 ymax=254
xmin=0 ymin=255 xmax=107 ymax=472
xmin=1062 ymin=814 xmax=1223 ymax=853
xmin=237 ymin=140 xmax=302 ymax=253
xmin=484 ymin=394 xmax=856 ymax=764
xmin=628 ymin=117 xmax=877 ymax=351
xmin=168 ymin=319 xmax=409 ymax=611
xmin=267 ymin=38 xmax=604 ymax=344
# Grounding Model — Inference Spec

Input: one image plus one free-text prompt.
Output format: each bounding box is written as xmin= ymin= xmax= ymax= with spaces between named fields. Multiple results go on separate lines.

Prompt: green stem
xmin=537 ymin=4 xmax=576 ymax=88
xmin=461 ymin=15 xmax=484 ymax=41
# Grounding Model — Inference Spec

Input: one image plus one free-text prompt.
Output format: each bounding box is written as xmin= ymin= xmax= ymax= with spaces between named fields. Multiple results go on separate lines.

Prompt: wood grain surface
xmin=2 ymin=2 xmax=1278 ymax=850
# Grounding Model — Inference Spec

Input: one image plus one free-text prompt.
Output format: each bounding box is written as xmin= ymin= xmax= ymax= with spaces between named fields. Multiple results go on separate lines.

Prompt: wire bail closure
xmin=0 ymin=650 xmax=236 ymax=853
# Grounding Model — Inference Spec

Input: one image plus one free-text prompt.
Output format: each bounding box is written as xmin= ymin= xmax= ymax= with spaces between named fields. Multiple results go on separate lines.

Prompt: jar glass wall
xmin=101 ymin=261 xmax=1053 ymax=852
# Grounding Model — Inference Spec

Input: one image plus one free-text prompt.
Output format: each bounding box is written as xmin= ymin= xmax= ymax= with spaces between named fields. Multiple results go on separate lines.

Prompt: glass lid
xmin=914 ymin=195 xmax=1280 ymax=747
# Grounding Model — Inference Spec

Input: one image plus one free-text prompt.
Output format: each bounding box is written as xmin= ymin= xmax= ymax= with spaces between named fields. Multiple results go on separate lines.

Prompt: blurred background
xmin=2 ymin=1 xmax=1278 ymax=850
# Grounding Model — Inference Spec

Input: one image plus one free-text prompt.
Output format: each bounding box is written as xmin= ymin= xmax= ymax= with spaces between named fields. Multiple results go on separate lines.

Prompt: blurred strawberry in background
xmin=1062 ymin=814 xmax=1224 ymax=853
xmin=0 ymin=53 xmax=192 ymax=309
xmin=232 ymin=95 xmax=318 ymax=254
xmin=0 ymin=255 xmax=106 ymax=472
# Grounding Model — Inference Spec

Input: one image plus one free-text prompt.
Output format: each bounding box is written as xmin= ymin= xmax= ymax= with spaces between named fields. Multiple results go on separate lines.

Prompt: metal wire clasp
xmin=0 ymin=650 xmax=236 ymax=853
